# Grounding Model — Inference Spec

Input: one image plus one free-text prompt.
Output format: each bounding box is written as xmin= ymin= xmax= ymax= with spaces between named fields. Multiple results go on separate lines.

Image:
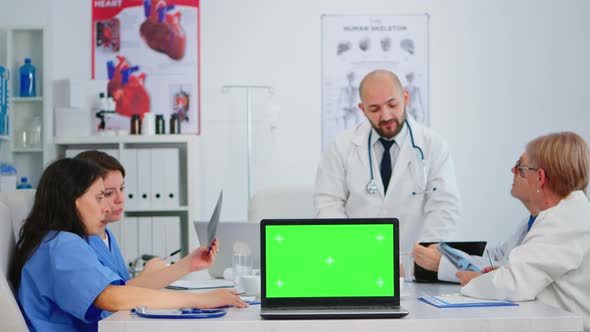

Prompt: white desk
xmin=100 ymin=282 xmax=583 ymax=332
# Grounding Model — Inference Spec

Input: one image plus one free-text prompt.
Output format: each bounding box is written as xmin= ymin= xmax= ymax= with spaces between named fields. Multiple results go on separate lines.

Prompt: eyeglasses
xmin=513 ymin=160 xmax=539 ymax=178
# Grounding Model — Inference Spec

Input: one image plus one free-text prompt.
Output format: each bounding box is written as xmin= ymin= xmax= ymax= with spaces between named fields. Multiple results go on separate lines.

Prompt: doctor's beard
xmin=373 ymin=109 xmax=406 ymax=139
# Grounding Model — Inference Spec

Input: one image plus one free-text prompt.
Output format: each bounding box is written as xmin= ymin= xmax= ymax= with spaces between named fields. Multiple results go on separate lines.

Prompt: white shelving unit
xmin=0 ymin=26 xmax=51 ymax=187
xmin=54 ymin=134 xmax=199 ymax=258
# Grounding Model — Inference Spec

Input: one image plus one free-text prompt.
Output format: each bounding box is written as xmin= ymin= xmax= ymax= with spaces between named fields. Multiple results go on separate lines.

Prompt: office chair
xmin=247 ymin=186 xmax=315 ymax=222
xmin=0 ymin=190 xmax=35 ymax=242
xmin=0 ymin=194 xmax=31 ymax=331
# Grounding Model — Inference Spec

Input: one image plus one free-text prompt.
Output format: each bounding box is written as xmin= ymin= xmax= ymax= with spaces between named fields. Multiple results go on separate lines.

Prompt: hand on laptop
xmin=187 ymin=238 xmax=219 ymax=272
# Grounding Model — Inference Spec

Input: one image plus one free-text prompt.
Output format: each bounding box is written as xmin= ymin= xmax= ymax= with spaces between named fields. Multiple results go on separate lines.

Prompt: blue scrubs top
xmin=18 ymin=231 xmax=124 ymax=332
xmin=88 ymin=228 xmax=131 ymax=319
xmin=88 ymin=228 xmax=131 ymax=281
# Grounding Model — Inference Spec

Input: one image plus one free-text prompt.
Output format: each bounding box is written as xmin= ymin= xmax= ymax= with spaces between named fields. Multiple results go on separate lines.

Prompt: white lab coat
xmin=437 ymin=218 xmax=529 ymax=283
xmin=461 ymin=191 xmax=590 ymax=331
xmin=314 ymin=117 xmax=461 ymax=253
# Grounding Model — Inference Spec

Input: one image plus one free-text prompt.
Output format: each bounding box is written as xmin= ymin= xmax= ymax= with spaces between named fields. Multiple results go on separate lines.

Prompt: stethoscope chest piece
xmin=366 ymin=119 xmax=425 ymax=196
xmin=366 ymin=179 xmax=378 ymax=194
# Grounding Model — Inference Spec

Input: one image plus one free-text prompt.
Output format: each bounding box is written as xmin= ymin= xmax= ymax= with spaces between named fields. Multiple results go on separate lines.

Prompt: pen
xmin=165 ymin=249 xmax=181 ymax=260
xmin=486 ymin=249 xmax=494 ymax=270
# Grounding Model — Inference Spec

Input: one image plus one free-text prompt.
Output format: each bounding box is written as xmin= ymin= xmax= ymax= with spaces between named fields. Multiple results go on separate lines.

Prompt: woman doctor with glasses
xmin=413 ymin=156 xmax=553 ymax=282
xmin=452 ymin=132 xmax=590 ymax=331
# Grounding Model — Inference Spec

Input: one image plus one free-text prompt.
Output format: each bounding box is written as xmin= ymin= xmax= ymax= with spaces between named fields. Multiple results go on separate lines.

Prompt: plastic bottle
xmin=19 ymin=58 xmax=36 ymax=97
xmin=142 ymin=113 xmax=155 ymax=135
xmin=0 ymin=65 xmax=8 ymax=135
xmin=16 ymin=176 xmax=33 ymax=190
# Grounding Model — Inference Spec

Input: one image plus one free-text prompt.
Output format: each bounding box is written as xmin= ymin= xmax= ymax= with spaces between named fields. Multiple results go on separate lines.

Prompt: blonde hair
xmin=526 ymin=132 xmax=590 ymax=198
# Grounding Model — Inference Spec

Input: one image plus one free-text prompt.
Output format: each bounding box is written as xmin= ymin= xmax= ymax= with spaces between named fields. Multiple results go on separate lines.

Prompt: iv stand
xmin=221 ymin=85 xmax=273 ymax=201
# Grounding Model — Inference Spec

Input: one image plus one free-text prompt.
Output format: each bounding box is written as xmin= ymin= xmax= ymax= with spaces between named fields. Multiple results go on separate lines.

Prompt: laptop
xmin=260 ymin=218 xmax=409 ymax=319
xmin=193 ymin=221 xmax=260 ymax=278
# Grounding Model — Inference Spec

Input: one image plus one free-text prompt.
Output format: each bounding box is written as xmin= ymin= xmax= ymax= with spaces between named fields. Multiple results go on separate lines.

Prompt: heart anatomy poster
xmin=321 ymin=14 xmax=429 ymax=149
xmin=92 ymin=0 xmax=200 ymax=134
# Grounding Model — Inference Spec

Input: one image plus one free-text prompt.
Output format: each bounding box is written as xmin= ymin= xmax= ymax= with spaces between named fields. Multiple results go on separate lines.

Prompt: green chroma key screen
xmin=265 ymin=224 xmax=395 ymax=298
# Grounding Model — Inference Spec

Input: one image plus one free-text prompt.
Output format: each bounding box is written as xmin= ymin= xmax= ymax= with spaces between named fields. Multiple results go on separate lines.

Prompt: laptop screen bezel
xmin=261 ymin=218 xmax=400 ymax=307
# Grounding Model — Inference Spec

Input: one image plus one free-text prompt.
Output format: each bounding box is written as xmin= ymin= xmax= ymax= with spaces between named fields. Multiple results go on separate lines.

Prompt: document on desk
xmin=418 ymin=293 xmax=518 ymax=308
xmin=166 ymin=279 xmax=234 ymax=290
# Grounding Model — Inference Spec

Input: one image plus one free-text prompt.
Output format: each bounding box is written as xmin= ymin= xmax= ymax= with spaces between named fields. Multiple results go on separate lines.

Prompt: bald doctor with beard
xmin=314 ymin=69 xmax=461 ymax=255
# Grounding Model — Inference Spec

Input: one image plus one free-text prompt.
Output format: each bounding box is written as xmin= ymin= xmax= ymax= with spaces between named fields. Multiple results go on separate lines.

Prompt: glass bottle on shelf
xmin=18 ymin=126 xmax=28 ymax=148
xmin=27 ymin=115 xmax=42 ymax=148
xmin=19 ymin=116 xmax=42 ymax=148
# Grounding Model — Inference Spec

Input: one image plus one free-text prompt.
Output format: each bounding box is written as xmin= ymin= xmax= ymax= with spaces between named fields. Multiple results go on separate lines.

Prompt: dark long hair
xmin=74 ymin=150 xmax=126 ymax=177
xmin=9 ymin=158 xmax=106 ymax=289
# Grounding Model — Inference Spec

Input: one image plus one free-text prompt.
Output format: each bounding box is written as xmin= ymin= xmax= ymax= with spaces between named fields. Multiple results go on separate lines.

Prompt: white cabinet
xmin=55 ymin=135 xmax=199 ymax=262
xmin=0 ymin=26 xmax=51 ymax=187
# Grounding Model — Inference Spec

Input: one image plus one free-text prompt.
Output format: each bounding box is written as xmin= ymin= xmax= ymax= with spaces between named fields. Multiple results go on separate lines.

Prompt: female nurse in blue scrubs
xmin=9 ymin=158 xmax=247 ymax=332
xmin=75 ymin=151 xmax=169 ymax=280
xmin=76 ymin=151 xmax=216 ymax=291
xmin=75 ymin=150 xmax=135 ymax=284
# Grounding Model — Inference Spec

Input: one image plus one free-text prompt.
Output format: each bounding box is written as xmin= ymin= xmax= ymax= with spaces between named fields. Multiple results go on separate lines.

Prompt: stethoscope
xmin=130 ymin=300 xmax=261 ymax=319
xmin=366 ymin=119 xmax=426 ymax=195
xmin=130 ymin=306 xmax=228 ymax=319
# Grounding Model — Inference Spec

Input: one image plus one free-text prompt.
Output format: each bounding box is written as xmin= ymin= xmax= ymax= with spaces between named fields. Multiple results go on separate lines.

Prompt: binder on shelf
xmin=150 ymin=148 xmax=166 ymax=209
xmin=418 ymin=293 xmax=518 ymax=308
xmin=136 ymin=149 xmax=152 ymax=209
xmin=149 ymin=148 xmax=180 ymax=209
xmin=121 ymin=148 xmax=139 ymax=209
xmin=138 ymin=216 xmax=153 ymax=259
xmin=152 ymin=216 xmax=167 ymax=257
xmin=121 ymin=216 xmax=139 ymax=266
xmin=147 ymin=216 xmax=182 ymax=259
xmin=163 ymin=148 xmax=180 ymax=208
xmin=165 ymin=216 xmax=181 ymax=257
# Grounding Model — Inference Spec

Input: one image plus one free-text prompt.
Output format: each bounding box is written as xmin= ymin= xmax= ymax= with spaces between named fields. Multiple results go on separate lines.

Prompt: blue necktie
xmin=379 ymin=138 xmax=395 ymax=194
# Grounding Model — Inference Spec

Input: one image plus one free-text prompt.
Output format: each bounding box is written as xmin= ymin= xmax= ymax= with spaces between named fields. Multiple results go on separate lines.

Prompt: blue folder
xmin=418 ymin=294 xmax=519 ymax=308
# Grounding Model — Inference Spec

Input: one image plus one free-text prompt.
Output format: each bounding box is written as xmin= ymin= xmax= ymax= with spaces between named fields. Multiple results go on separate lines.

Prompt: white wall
xmin=2 ymin=0 xmax=589 ymax=244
